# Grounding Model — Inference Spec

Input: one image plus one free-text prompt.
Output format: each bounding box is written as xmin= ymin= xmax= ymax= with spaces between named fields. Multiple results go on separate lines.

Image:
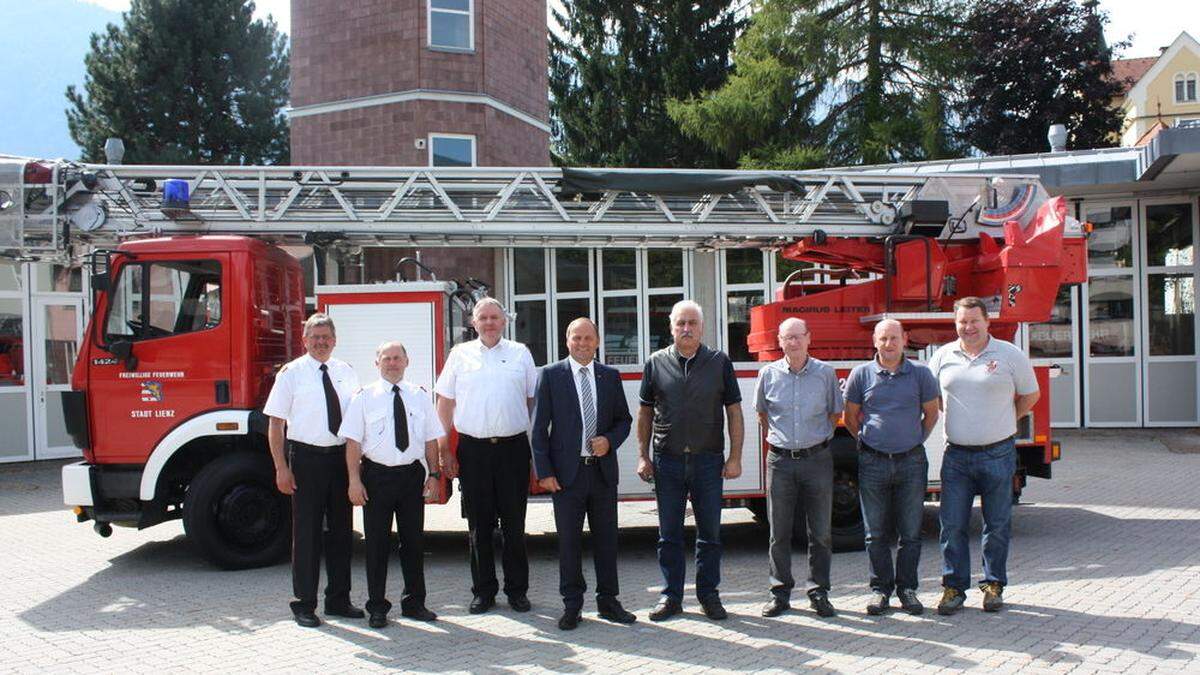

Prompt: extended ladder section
xmin=0 ymin=156 xmax=1054 ymax=260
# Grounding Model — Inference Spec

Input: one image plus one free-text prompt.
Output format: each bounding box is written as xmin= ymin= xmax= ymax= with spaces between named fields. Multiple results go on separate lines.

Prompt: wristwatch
xmin=428 ymin=470 xmax=442 ymax=479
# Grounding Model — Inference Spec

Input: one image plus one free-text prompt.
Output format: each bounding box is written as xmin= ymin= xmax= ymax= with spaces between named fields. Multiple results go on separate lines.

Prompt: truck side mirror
xmin=91 ymin=271 xmax=109 ymax=293
xmin=108 ymin=340 xmax=138 ymax=372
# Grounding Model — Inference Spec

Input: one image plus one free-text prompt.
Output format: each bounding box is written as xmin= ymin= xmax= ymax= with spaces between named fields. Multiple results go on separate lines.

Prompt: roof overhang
xmin=839 ymin=124 xmax=1200 ymax=197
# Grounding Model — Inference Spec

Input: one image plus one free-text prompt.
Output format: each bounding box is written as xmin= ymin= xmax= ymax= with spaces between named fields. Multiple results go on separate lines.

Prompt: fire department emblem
xmin=140 ymin=381 xmax=164 ymax=402
xmin=1007 ymin=283 xmax=1023 ymax=307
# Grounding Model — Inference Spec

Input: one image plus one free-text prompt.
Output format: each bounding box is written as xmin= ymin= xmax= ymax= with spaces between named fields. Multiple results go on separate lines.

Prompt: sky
xmin=80 ymin=0 xmax=1198 ymax=58
xmin=6 ymin=0 xmax=1196 ymax=160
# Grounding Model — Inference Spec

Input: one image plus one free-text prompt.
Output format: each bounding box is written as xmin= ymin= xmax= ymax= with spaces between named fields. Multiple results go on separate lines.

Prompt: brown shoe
xmin=937 ymin=587 xmax=966 ymax=615
xmin=979 ymin=582 xmax=1004 ymax=612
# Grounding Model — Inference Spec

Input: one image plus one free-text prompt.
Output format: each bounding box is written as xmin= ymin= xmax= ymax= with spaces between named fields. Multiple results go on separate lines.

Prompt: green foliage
xmin=66 ymin=0 xmax=289 ymax=164
xmin=957 ymin=0 xmax=1127 ymax=154
xmin=669 ymin=0 xmax=968 ymax=169
xmin=550 ymin=1 xmax=741 ymax=168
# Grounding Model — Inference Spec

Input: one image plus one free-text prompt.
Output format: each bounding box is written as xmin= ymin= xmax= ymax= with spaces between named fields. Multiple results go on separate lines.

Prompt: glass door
xmin=1027 ymin=286 xmax=1081 ymax=427
xmin=0 ymin=262 xmax=32 ymax=462
xmin=31 ymin=296 xmax=84 ymax=459
xmin=1081 ymin=202 xmax=1142 ymax=426
xmin=1140 ymin=199 xmax=1198 ymax=426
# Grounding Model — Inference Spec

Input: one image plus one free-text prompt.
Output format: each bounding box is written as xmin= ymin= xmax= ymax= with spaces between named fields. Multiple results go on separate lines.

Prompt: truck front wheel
xmin=183 ymin=452 xmax=291 ymax=570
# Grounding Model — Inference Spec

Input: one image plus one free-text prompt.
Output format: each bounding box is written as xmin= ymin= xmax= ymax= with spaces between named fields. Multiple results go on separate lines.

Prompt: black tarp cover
xmin=559 ymin=167 xmax=807 ymax=196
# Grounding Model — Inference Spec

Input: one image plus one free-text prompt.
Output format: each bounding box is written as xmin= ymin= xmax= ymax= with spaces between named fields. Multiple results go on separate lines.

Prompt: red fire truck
xmin=0 ymin=158 xmax=1085 ymax=567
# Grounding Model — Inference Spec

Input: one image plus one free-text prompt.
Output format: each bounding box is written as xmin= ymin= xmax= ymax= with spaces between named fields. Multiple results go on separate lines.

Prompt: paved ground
xmin=2 ymin=430 xmax=1200 ymax=673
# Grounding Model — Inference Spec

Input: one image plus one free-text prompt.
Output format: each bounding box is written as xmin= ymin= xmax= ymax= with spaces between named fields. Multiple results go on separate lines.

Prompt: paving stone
xmin=1 ymin=430 xmax=1199 ymax=672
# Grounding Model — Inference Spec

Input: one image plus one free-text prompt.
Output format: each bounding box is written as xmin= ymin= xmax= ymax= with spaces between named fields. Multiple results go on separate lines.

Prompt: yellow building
xmin=1114 ymin=31 xmax=1200 ymax=147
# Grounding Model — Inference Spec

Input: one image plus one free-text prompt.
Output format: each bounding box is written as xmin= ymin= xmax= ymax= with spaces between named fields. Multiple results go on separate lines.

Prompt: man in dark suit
xmin=532 ymin=317 xmax=636 ymax=631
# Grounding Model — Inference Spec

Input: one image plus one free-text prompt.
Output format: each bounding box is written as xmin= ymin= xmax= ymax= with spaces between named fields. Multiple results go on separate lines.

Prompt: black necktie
xmin=392 ymin=384 xmax=410 ymax=451
xmin=320 ymin=363 xmax=342 ymax=436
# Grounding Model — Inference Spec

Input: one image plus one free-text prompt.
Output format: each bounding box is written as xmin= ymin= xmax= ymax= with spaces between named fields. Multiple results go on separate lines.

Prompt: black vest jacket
xmin=646 ymin=344 xmax=730 ymax=454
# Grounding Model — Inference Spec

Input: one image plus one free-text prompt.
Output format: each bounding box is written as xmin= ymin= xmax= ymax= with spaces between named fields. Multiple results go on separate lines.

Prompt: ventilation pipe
xmin=1047 ymin=124 xmax=1067 ymax=152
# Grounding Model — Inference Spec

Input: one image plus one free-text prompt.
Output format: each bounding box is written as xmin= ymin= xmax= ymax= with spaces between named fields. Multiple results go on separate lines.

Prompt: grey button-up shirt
xmin=754 ymin=356 xmax=843 ymax=450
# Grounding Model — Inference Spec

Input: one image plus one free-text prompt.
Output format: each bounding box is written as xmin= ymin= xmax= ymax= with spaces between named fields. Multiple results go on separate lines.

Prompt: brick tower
xmin=289 ymin=0 xmax=550 ymax=285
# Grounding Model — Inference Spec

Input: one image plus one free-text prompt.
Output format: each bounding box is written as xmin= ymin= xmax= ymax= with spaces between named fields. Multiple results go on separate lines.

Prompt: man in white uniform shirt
xmin=342 ymin=341 xmax=444 ymax=628
xmin=264 ymin=313 xmax=361 ymax=628
xmin=927 ymin=296 xmax=1040 ymax=615
xmin=435 ymin=297 xmax=539 ymax=614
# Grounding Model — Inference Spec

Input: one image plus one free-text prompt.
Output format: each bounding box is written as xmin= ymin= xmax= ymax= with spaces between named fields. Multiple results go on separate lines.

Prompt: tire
xmin=830 ymin=469 xmax=865 ymax=552
xmin=183 ymin=452 xmax=291 ymax=570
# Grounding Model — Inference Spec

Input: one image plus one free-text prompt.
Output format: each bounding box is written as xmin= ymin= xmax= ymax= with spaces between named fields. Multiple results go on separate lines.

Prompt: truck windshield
xmin=103 ymin=260 xmax=222 ymax=343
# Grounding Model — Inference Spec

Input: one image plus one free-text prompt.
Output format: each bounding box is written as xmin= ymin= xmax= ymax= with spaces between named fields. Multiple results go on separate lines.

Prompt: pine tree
xmin=668 ymin=0 xmax=967 ymax=169
xmin=957 ymin=0 xmax=1128 ymax=155
xmin=66 ymin=0 xmax=289 ymax=164
xmin=549 ymin=0 xmax=741 ymax=168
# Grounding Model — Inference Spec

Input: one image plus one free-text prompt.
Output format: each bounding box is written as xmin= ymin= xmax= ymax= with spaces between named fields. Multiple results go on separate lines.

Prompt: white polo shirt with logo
xmin=927 ymin=336 xmax=1038 ymax=446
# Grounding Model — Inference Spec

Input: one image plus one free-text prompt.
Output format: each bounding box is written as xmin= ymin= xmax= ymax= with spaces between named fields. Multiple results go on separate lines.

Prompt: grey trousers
xmin=766 ymin=444 xmax=833 ymax=599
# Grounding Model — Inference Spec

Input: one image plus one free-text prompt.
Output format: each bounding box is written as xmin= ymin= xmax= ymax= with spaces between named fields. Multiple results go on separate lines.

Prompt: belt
xmin=580 ymin=455 xmax=600 ymax=466
xmin=289 ymin=441 xmax=346 ymax=455
xmin=362 ymin=457 xmax=422 ymax=471
xmin=459 ymin=432 xmax=526 ymax=445
xmin=769 ymin=441 xmax=828 ymax=460
xmin=859 ymin=441 xmax=923 ymax=457
xmin=949 ymin=436 xmax=1015 ymax=452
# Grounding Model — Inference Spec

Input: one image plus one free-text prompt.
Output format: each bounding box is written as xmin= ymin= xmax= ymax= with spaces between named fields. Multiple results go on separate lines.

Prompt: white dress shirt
xmin=263 ymin=353 xmax=360 ymax=446
xmin=568 ymin=357 xmax=598 ymax=456
xmin=434 ymin=338 xmax=538 ymax=438
xmin=339 ymin=379 xmax=445 ymax=467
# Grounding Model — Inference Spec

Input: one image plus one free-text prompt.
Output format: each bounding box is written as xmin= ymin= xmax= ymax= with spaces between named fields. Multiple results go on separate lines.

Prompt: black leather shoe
xmin=699 ymin=596 xmax=728 ymax=621
xmin=401 ymin=606 xmax=438 ymax=622
xmin=508 ymin=595 xmax=532 ymax=612
xmin=557 ymin=609 xmax=582 ymax=630
xmin=368 ymin=612 xmax=388 ymax=629
xmin=597 ymin=601 xmax=636 ymax=624
xmin=761 ymin=596 xmax=790 ymax=617
xmin=325 ymin=603 xmax=365 ymax=619
xmin=648 ymin=597 xmax=682 ymax=622
xmin=809 ymin=592 xmax=836 ymax=618
xmin=866 ymin=592 xmax=890 ymax=616
xmin=294 ymin=611 xmax=321 ymax=628
xmin=469 ymin=596 xmax=495 ymax=614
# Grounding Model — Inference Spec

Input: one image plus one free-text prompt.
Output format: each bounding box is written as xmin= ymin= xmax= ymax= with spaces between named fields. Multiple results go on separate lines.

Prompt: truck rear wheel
xmin=183 ymin=452 xmax=290 ymax=570
xmin=830 ymin=470 xmax=866 ymax=552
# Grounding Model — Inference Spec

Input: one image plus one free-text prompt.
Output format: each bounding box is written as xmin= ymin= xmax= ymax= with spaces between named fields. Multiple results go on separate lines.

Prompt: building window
xmin=428 ymin=0 xmax=473 ymax=51
xmin=506 ymin=248 xmax=690 ymax=367
xmin=1175 ymin=72 xmax=1199 ymax=103
xmin=722 ymin=250 xmax=770 ymax=363
xmin=429 ymin=134 xmax=476 ymax=167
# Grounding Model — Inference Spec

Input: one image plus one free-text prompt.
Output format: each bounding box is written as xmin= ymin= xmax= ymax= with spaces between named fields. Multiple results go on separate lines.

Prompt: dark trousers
xmin=551 ymin=461 xmax=619 ymax=611
xmin=457 ymin=434 xmax=531 ymax=599
xmin=288 ymin=443 xmax=353 ymax=614
xmin=361 ymin=459 xmax=427 ymax=615
xmin=858 ymin=445 xmax=928 ymax=595
xmin=766 ymin=444 xmax=833 ymax=599
xmin=653 ymin=451 xmax=724 ymax=602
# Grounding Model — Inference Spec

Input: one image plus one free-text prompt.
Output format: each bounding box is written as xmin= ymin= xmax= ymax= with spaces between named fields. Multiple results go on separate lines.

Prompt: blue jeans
xmin=653 ymin=452 xmax=724 ymax=602
xmin=938 ymin=439 xmax=1017 ymax=591
xmin=858 ymin=446 xmax=928 ymax=595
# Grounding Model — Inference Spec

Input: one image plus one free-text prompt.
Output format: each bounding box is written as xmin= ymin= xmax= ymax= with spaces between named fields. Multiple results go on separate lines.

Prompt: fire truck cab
xmin=61 ymin=236 xmax=305 ymax=568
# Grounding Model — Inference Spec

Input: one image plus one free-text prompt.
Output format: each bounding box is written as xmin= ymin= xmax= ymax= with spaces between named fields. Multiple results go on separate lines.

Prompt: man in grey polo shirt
xmin=927 ymin=296 xmax=1039 ymax=615
xmin=754 ymin=317 xmax=843 ymax=619
xmin=843 ymin=319 xmax=940 ymax=616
